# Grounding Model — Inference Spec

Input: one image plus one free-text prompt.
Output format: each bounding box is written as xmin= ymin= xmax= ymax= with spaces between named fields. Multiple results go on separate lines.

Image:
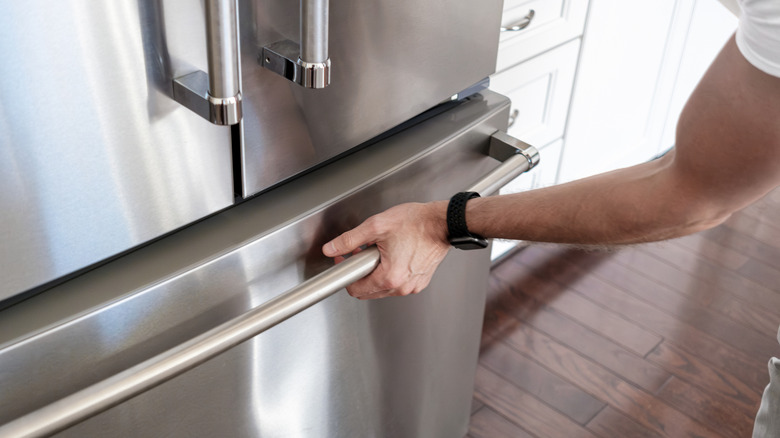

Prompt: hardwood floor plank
xmin=617 ymin=249 xmax=780 ymax=358
xmin=636 ymin=243 xmax=780 ymax=310
xmin=710 ymin=295 xmax=780 ymax=336
xmin=671 ymin=233 xmax=750 ymax=271
xmin=723 ymin=213 xmax=780 ymax=249
xmin=471 ymin=397 xmax=484 ymax=415
xmin=646 ymin=342 xmax=761 ymax=416
xmin=493 ymin=254 xmax=663 ymax=356
xmin=514 ymin=250 xmax=770 ymax=392
xmin=473 ymin=365 xmax=598 ymax=438
xmin=586 ymin=406 xmax=663 ymax=438
xmin=656 ymin=377 xmax=756 ymax=438
xmin=469 ymin=406 xmax=535 ymax=438
xmin=699 ymin=225 xmax=780 ymax=270
xmin=555 ymin=245 xmax=780 ymax=338
xmin=738 ymin=259 xmax=780 ymax=293
xmin=489 ymin=273 xmax=671 ymax=393
xmin=499 ymin=318 xmax=723 ymax=438
xmin=480 ymin=339 xmax=606 ymax=424
xmin=535 ymin=247 xmax=780 ymax=364
xmin=621 ymin=244 xmax=779 ymax=312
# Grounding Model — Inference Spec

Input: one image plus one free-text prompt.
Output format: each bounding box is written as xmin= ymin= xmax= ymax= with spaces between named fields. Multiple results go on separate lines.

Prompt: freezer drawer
xmin=0 ymin=91 xmax=520 ymax=437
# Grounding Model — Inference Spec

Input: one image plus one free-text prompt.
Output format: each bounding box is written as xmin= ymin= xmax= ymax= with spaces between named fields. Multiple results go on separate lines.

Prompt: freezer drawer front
xmin=239 ymin=0 xmax=503 ymax=197
xmin=0 ymin=92 xmax=512 ymax=437
xmin=0 ymin=1 xmax=235 ymax=301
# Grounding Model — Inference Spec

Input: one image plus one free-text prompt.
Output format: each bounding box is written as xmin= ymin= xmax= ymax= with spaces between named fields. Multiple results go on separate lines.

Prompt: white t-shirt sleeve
xmin=736 ymin=0 xmax=780 ymax=78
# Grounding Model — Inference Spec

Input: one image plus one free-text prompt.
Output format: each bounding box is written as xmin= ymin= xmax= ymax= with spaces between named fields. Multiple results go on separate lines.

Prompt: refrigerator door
xmin=0 ymin=91 xmax=511 ymax=438
xmin=238 ymin=0 xmax=503 ymax=197
xmin=0 ymin=1 xmax=235 ymax=302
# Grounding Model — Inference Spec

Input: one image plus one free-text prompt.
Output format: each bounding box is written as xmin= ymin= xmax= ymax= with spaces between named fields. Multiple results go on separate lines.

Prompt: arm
xmin=324 ymin=35 xmax=780 ymax=299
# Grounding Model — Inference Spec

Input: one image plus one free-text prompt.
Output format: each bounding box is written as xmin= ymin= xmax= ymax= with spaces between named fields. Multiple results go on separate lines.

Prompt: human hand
xmin=322 ymin=201 xmax=450 ymax=299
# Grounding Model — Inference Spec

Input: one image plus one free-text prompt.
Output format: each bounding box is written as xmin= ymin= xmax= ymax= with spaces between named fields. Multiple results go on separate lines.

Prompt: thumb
xmin=322 ymin=223 xmax=375 ymax=257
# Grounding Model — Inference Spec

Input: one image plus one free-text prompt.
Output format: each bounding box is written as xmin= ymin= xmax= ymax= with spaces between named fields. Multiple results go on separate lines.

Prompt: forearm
xmin=456 ymin=153 xmax=731 ymax=245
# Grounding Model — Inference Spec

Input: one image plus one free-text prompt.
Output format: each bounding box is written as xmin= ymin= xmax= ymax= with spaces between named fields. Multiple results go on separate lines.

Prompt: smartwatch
xmin=447 ymin=192 xmax=488 ymax=250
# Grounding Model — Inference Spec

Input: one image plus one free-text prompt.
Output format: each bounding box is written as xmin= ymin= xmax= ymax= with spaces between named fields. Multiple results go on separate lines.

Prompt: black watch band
xmin=447 ymin=192 xmax=488 ymax=250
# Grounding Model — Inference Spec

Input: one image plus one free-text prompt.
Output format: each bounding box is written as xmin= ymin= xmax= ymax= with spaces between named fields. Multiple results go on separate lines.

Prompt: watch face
xmin=450 ymin=236 xmax=489 ymax=250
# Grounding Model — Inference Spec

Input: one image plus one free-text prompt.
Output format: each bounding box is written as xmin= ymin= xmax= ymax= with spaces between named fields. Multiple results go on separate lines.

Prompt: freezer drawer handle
xmin=261 ymin=0 xmax=331 ymax=89
xmin=172 ymin=0 xmax=243 ymax=125
xmin=500 ymin=9 xmax=535 ymax=32
xmin=0 ymin=131 xmax=537 ymax=438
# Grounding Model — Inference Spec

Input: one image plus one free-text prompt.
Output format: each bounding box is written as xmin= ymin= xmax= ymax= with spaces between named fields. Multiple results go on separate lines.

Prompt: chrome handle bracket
xmin=470 ymin=131 xmax=540 ymax=195
xmin=173 ymin=71 xmax=242 ymax=125
xmin=260 ymin=0 xmax=331 ymax=89
xmin=261 ymin=40 xmax=331 ymax=89
xmin=489 ymin=130 xmax=540 ymax=168
xmin=172 ymin=0 xmax=243 ymax=125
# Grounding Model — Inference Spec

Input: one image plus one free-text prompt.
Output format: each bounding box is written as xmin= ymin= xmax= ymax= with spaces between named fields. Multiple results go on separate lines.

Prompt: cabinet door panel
xmin=558 ymin=0 xmax=691 ymax=182
xmin=491 ymin=39 xmax=580 ymax=148
xmin=497 ymin=0 xmax=588 ymax=72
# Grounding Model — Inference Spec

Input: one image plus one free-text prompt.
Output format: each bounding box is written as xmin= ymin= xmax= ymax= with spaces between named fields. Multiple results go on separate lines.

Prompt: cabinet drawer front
xmin=497 ymin=0 xmax=588 ymax=72
xmin=490 ymin=39 xmax=579 ymax=149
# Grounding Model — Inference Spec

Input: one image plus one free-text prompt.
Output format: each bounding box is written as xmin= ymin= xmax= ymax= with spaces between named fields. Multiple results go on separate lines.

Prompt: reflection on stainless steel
xmin=0 ymin=249 xmax=380 ymax=438
xmin=301 ymin=0 xmax=329 ymax=63
xmin=173 ymin=0 xmax=242 ymax=124
xmin=500 ymin=9 xmax=536 ymax=32
xmin=244 ymin=0 xmax=503 ymax=196
xmin=0 ymin=114 xmax=539 ymax=438
xmin=0 ymin=91 xmax=512 ymax=437
xmin=0 ymin=0 xmax=234 ymax=300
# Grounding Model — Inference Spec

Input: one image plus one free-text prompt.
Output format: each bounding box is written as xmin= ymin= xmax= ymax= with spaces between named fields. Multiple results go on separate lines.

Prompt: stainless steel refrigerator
xmin=0 ymin=0 xmax=538 ymax=436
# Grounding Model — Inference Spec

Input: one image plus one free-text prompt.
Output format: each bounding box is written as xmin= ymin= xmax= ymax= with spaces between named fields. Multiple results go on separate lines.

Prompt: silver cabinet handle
xmin=262 ymin=0 xmax=331 ymax=88
xmin=500 ymin=9 xmax=535 ymax=32
xmin=0 ymin=130 xmax=537 ymax=438
xmin=172 ymin=0 xmax=242 ymax=125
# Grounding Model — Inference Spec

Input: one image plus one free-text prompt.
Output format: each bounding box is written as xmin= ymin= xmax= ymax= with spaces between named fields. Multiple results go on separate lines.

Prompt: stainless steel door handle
xmin=262 ymin=0 xmax=331 ymax=88
xmin=172 ymin=0 xmax=243 ymax=125
xmin=0 ymin=131 xmax=537 ymax=438
xmin=500 ymin=9 xmax=535 ymax=32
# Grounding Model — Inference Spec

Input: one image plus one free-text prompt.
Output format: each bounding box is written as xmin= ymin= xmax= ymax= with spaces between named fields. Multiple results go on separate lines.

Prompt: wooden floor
xmin=468 ymin=187 xmax=780 ymax=438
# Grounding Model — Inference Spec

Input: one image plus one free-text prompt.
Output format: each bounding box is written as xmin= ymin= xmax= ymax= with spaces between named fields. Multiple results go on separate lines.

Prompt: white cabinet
xmin=491 ymin=39 xmax=580 ymax=148
xmin=558 ymin=0 xmax=738 ymax=183
xmin=660 ymin=1 xmax=738 ymax=149
xmin=497 ymin=0 xmax=589 ymax=72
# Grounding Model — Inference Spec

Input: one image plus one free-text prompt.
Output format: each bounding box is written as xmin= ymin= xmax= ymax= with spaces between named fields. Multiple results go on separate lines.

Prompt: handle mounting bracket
xmin=261 ymin=40 xmax=331 ymax=89
xmin=173 ymin=71 xmax=242 ymax=126
xmin=489 ymin=131 xmax=540 ymax=169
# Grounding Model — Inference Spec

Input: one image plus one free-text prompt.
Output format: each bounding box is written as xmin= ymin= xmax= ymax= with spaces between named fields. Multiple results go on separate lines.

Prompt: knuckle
xmin=398 ymin=285 xmax=414 ymax=296
xmin=382 ymin=274 xmax=404 ymax=291
xmin=364 ymin=216 xmax=383 ymax=235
